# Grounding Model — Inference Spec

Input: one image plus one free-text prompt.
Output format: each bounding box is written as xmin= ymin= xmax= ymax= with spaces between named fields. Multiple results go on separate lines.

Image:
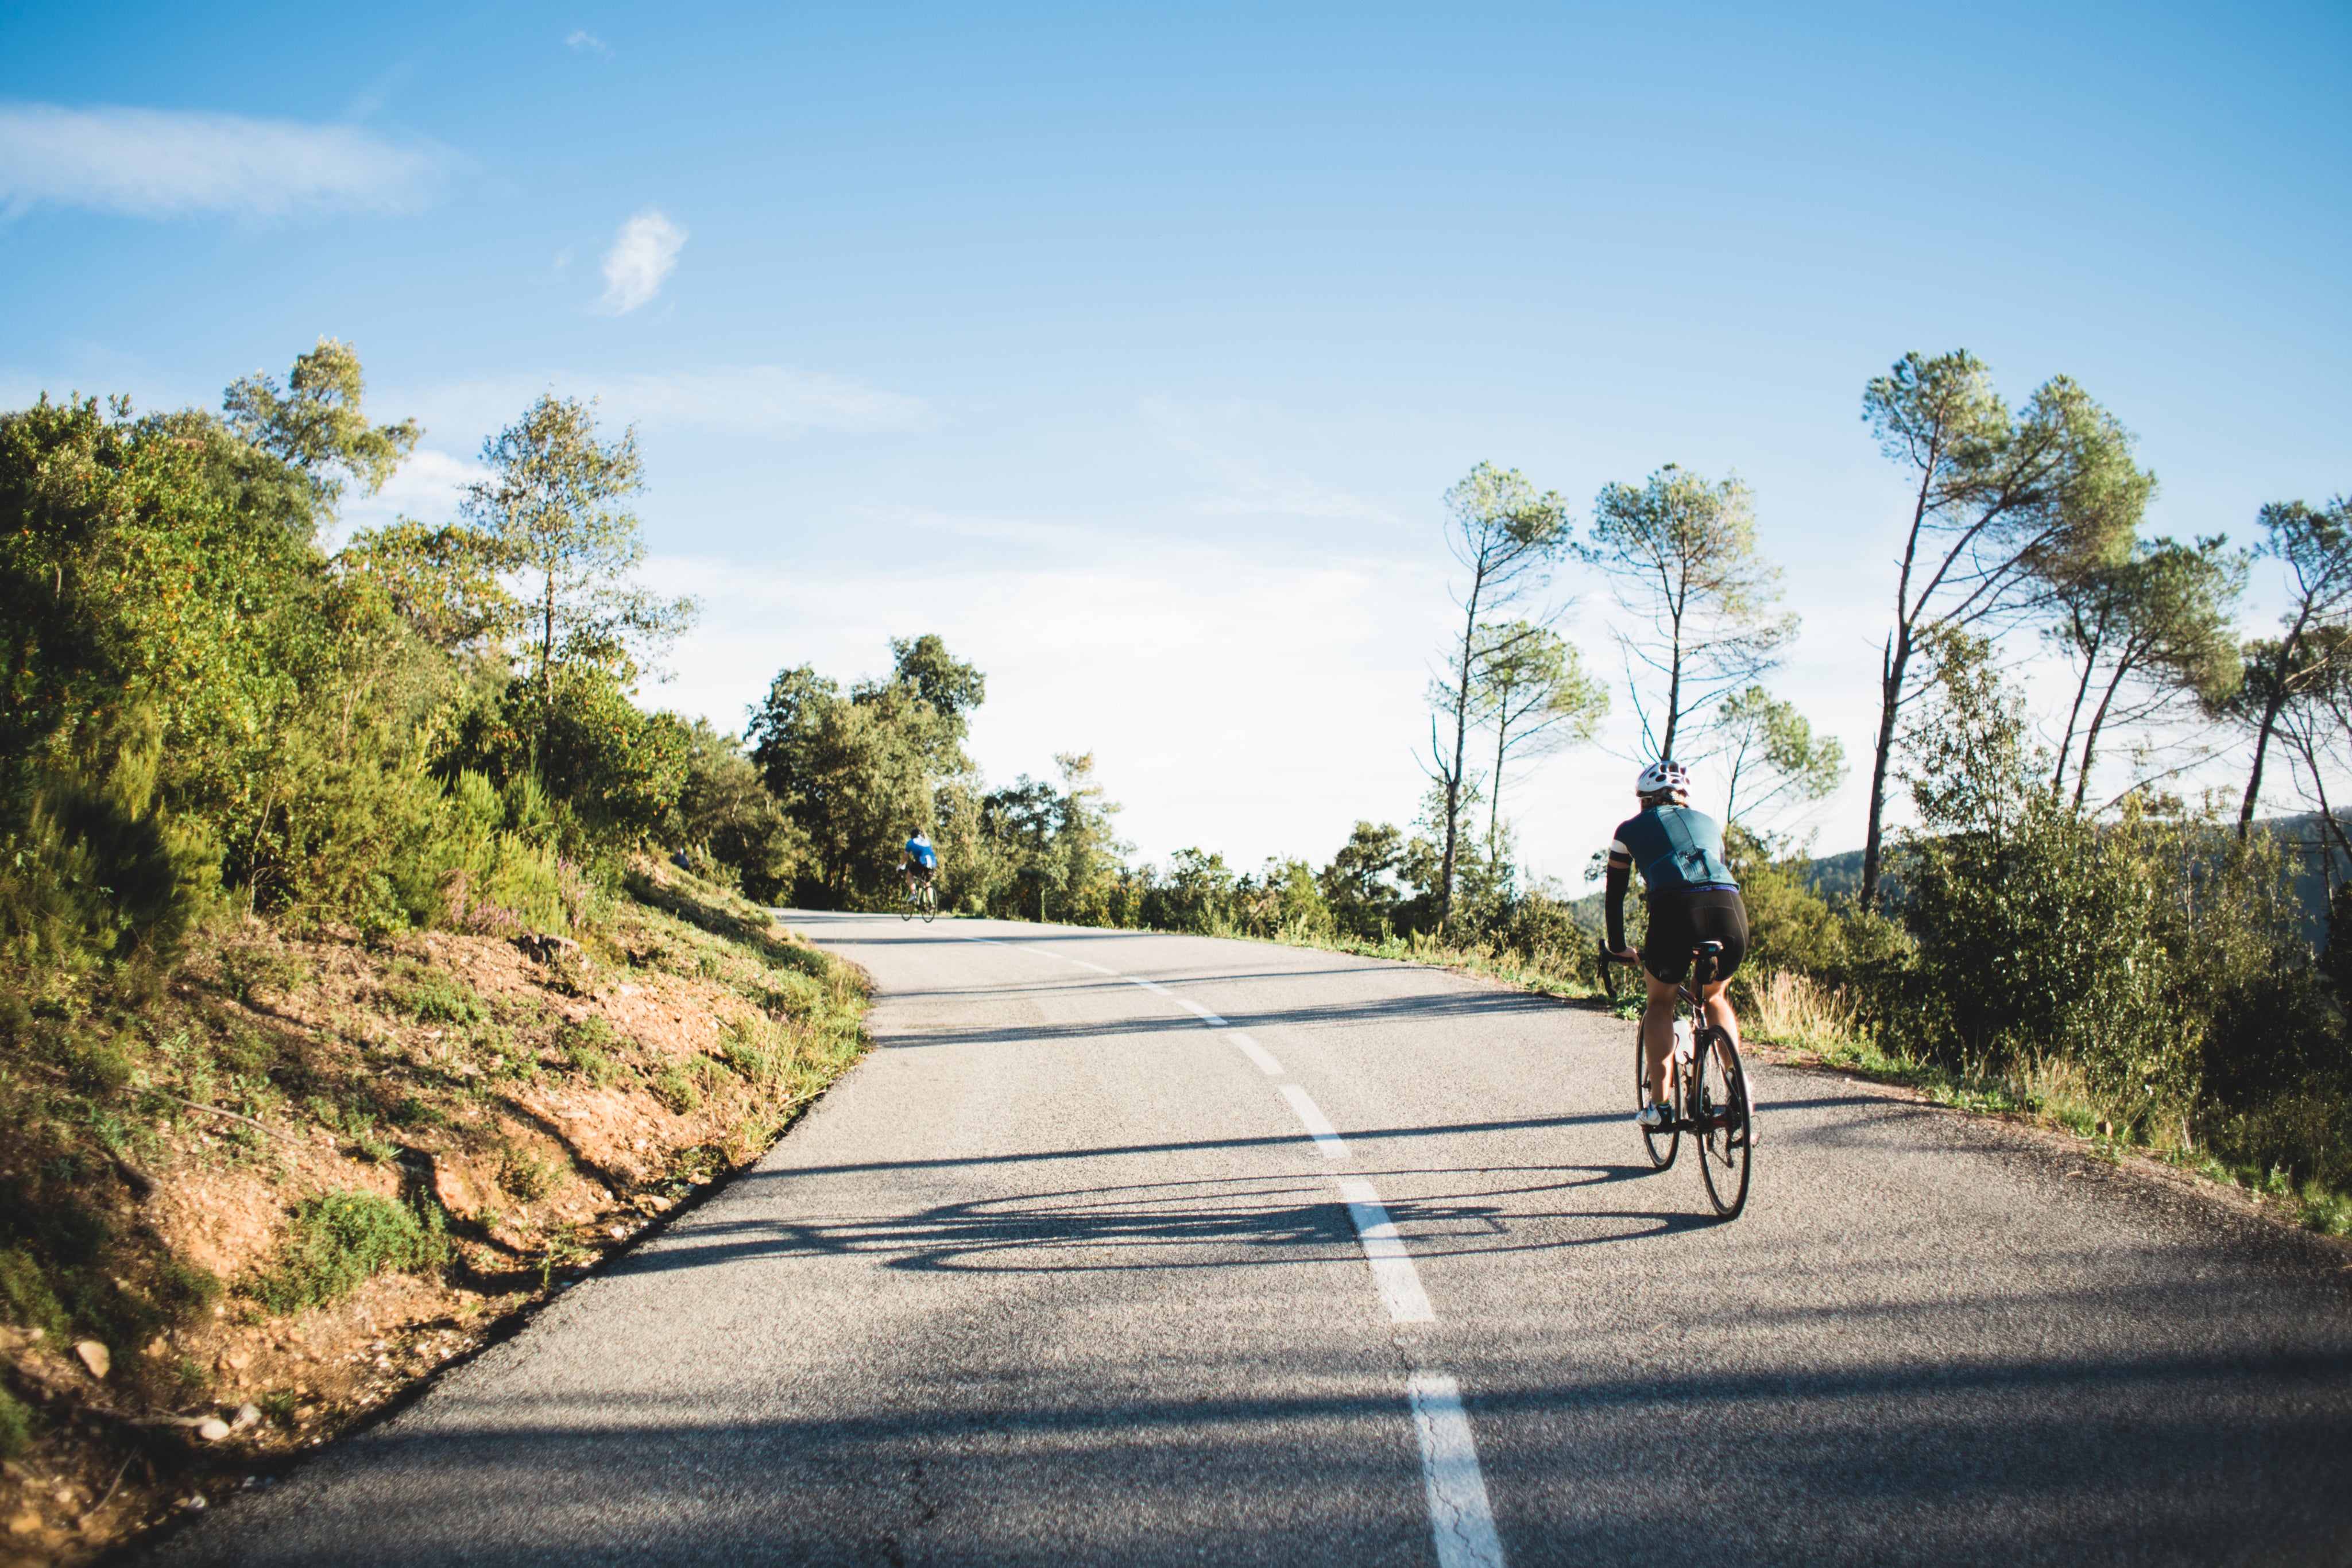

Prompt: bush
xmin=0 ymin=1387 xmax=33 ymax=1460
xmin=253 ymin=1189 xmax=448 ymax=1314
xmin=1895 ymin=642 xmax=2196 ymax=1128
xmin=393 ymin=969 xmax=489 ymax=1025
xmin=0 ymin=1247 xmax=67 ymax=1339
xmin=666 ymin=719 xmax=806 ymax=904
xmin=652 ymin=1064 xmax=703 ymax=1113
xmin=152 ymin=1255 xmax=224 ymax=1322
xmin=496 ymin=1143 xmax=560 ymax=1202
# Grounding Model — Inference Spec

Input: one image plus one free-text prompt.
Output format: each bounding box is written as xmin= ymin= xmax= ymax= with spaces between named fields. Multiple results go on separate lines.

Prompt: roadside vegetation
xmin=0 ymin=346 xmax=866 ymax=1562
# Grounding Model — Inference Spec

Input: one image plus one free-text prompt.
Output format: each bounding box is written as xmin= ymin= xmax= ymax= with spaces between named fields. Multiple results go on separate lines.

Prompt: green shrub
xmin=0 ymin=1247 xmax=67 ymax=1339
xmin=0 ymin=1386 xmax=33 ymax=1461
xmin=152 ymin=1255 xmax=224 ymax=1322
xmin=388 ymin=1095 xmax=446 ymax=1126
xmin=497 ymin=1143 xmax=561 ymax=1202
xmin=393 ymin=970 xmax=488 ymax=1025
xmin=253 ymin=1190 xmax=448 ymax=1314
xmin=563 ymin=1043 xmax=620 ymax=1087
xmin=67 ymin=1037 xmax=137 ymax=1095
xmin=220 ymin=948 xmax=306 ymax=1004
xmin=767 ymin=943 xmax=829 ymax=981
xmin=652 ymin=1064 xmax=702 ymax=1113
xmin=1894 ymin=637 xmax=2199 ymax=1130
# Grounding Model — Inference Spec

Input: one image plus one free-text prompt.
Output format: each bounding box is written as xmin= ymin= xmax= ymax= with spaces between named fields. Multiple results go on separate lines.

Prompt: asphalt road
xmin=150 ymin=914 xmax=2352 ymax=1567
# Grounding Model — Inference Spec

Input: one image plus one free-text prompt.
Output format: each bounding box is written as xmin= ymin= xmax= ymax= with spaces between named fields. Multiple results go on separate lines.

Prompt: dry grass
xmin=1738 ymin=969 xmax=1863 ymax=1047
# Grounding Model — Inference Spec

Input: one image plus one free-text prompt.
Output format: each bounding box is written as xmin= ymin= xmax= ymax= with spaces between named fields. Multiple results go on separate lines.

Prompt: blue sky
xmin=3 ymin=2 xmax=2347 ymax=878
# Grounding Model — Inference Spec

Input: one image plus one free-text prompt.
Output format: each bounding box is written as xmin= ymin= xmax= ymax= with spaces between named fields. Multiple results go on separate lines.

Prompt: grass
xmin=390 ymin=969 xmax=490 ymax=1026
xmin=0 ymin=1385 xmax=33 ymax=1461
xmin=251 ymin=1189 xmax=450 ymax=1315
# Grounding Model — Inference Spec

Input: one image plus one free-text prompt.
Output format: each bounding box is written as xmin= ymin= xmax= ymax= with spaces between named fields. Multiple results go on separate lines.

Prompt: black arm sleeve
xmin=1604 ymin=861 xmax=1630 ymax=951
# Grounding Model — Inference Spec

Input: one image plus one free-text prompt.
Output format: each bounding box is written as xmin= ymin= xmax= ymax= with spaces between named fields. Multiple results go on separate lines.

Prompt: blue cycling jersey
xmin=906 ymin=838 xmax=937 ymax=868
xmin=1608 ymin=805 xmax=1737 ymax=895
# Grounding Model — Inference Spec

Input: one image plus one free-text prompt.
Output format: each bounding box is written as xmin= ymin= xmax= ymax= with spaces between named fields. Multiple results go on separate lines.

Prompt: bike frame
xmin=1602 ymin=942 xmax=1731 ymax=1134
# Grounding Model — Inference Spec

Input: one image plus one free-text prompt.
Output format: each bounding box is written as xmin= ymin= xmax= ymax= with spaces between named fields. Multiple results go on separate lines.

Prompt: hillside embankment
xmin=0 ymin=863 xmax=866 ymax=1568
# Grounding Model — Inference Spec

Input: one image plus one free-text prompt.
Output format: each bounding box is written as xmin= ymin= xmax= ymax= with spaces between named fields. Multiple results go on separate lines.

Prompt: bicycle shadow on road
xmin=608 ymin=1161 xmax=1724 ymax=1284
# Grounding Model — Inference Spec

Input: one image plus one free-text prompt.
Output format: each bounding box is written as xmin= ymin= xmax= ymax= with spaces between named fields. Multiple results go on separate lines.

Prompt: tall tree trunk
xmin=1858 ymin=627 xmax=1910 ymax=911
xmin=2071 ymin=657 xmax=2136 ymax=813
xmin=1487 ymin=717 xmax=1504 ymax=857
xmin=1436 ymin=576 xmax=1484 ymax=931
xmin=2238 ymin=689 xmax=2289 ymax=840
xmin=1860 ymin=464 xmax=1940 ymax=912
xmin=2052 ymin=614 xmax=2102 ymax=794
xmin=2238 ymin=609 xmax=2317 ymax=839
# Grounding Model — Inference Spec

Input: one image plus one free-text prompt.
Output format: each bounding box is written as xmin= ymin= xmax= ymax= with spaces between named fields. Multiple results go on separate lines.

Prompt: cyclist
xmin=899 ymin=830 xmax=938 ymax=903
xmin=1602 ymin=759 xmax=1747 ymax=1130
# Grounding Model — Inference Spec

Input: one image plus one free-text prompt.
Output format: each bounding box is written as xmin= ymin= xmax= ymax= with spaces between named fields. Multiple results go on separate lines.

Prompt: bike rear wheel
xmin=1637 ymin=1027 xmax=1678 ymax=1168
xmin=920 ymin=884 xmax=937 ymax=922
xmin=1694 ymin=1029 xmax=1751 ymax=1219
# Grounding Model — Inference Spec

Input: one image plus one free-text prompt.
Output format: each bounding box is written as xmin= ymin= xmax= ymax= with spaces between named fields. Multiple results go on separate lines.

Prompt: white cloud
xmin=566 ymin=30 xmax=610 ymax=55
xmin=328 ymin=447 xmax=490 ymax=547
xmin=599 ymin=366 xmax=925 ymax=432
xmin=0 ymin=102 xmax=448 ymax=219
xmin=408 ymin=365 xmax=928 ymax=442
xmin=1143 ymin=397 xmax=1394 ymax=522
xmin=597 ymin=210 xmax=686 ymax=314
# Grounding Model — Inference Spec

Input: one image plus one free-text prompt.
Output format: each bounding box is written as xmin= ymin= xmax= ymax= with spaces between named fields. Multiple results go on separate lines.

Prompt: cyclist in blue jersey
xmin=1603 ymin=760 xmax=1748 ymax=1130
xmin=899 ymin=830 xmax=939 ymax=901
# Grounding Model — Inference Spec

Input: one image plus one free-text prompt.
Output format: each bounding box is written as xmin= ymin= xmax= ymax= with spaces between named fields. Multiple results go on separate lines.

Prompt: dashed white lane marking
xmin=940 ymin=926 xmax=1499 ymax=1562
xmin=1407 ymin=1373 xmax=1507 ymax=1568
xmin=1280 ymin=1085 xmax=1349 ymax=1158
xmin=1337 ymin=1178 xmax=1433 ymax=1323
xmin=1223 ymin=1031 xmax=1283 ymax=1075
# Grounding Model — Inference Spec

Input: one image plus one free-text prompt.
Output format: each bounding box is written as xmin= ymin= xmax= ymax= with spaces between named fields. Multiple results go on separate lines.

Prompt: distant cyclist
xmin=1603 ymin=760 xmax=1747 ymax=1130
xmin=900 ymin=830 xmax=938 ymax=901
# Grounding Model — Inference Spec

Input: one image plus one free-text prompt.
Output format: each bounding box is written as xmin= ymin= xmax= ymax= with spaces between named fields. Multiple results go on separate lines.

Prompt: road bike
xmin=1600 ymin=940 xmax=1753 ymax=1219
xmin=900 ymin=876 xmax=938 ymax=923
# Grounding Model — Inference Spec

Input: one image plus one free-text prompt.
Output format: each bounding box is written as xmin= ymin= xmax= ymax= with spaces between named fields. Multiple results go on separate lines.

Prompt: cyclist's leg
xmin=1639 ymin=895 xmax=1695 ymax=1105
xmin=1689 ymin=889 xmax=1750 ymax=1058
xmin=1641 ymin=969 xmax=1680 ymax=1104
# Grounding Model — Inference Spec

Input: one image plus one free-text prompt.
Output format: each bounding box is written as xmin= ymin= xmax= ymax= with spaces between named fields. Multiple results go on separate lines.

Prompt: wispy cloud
xmin=1142 ymin=397 xmax=1393 ymax=522
xmin=412 ymin=365 xmax=929 ymax=441
xmin=565 ymin=30 xmax=610 ymax=56
xmin=597 ymin=210 xmax=685 ymax=313
xmin=0 ymin=102 xmax=450 ymax=219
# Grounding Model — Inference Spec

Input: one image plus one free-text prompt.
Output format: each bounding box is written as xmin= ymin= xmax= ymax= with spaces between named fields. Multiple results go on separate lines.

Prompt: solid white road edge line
xmin=1280 ymin=1085 xmax=1350 ymax=1158
xmin=1174 ymin=997 xmax=1229 ymax=1025
xmin=1222 ymin=1031 xmax=1283 ymax=1075
xmin=1336 ymin=1178 xmax=1434 ymax=1323
xmin=1406 ymin=1373 xmax=1507 ymax=1568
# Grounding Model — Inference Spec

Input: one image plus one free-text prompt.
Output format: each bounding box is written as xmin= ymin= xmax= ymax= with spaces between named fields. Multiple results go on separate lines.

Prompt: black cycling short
xmin=1643 ymin=886 xmax=1747 ymax=985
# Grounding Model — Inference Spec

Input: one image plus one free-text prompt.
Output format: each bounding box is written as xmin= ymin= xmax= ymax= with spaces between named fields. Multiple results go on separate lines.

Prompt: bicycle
xmin=1599 ymin=939 xmax=1753 ymax=1219
xmin=900 ymin=876 xmax=937 ymax=923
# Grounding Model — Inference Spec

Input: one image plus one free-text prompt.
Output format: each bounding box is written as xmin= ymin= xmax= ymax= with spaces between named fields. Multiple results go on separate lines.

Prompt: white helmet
xmin=1636 ymin=758 xmax=1692 ymax=795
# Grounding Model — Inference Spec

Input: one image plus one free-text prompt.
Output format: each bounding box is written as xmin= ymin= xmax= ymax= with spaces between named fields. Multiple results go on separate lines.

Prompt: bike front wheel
xmin=1637 ymin=1026 xmax=1678 ymax=1169
xmin=1694 ymin=1030 xmax=1752 ymax=1219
